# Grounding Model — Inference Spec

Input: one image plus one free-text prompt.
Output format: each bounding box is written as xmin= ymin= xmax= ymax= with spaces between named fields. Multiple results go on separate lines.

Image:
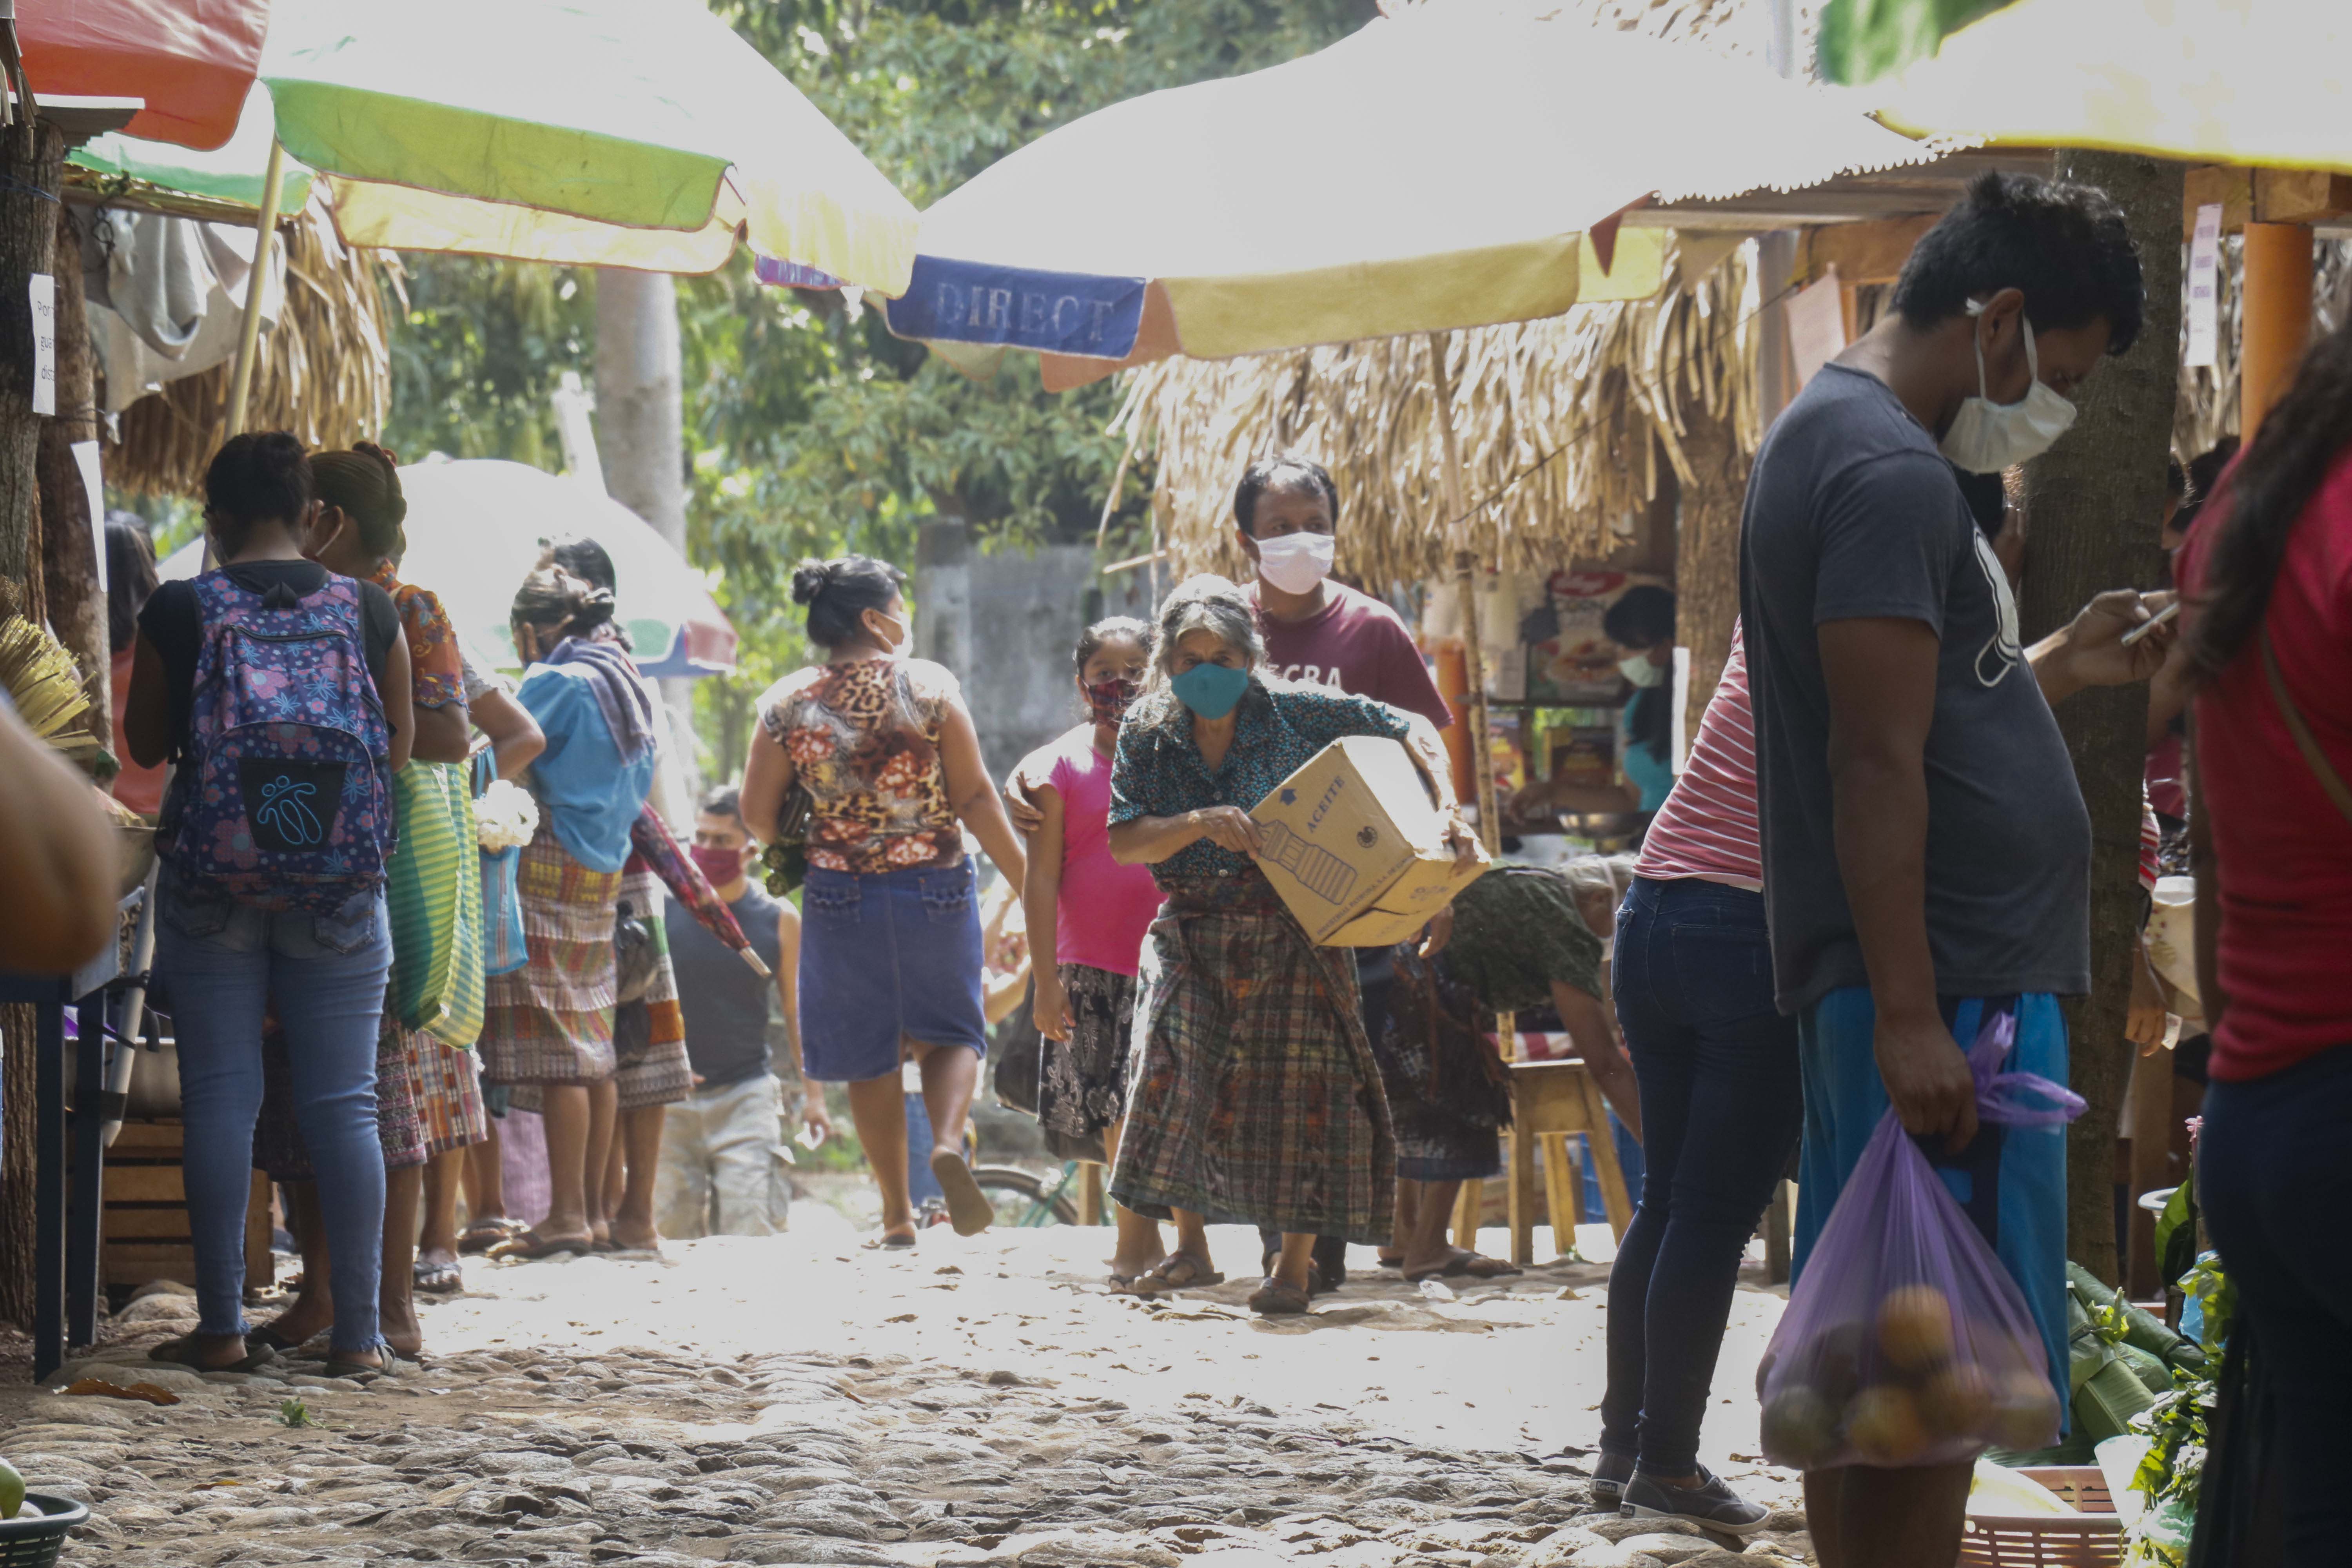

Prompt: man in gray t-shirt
xmin=1738 ymin=172 xmax=2160 ymax=1567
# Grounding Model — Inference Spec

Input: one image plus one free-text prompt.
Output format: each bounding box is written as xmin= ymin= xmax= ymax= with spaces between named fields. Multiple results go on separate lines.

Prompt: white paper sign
xmin=28 ymin=273 xmax=53 ymax=416
xmin=1786 ymin=266 xmax=1848 ymax=389
xmin=1670 ymin=646 xmax=1692 ymax=775
xmin=2185 ymin=203 xmax=2223 ymax=370
xmin=72 ymin=440 xmax=105 ymax=598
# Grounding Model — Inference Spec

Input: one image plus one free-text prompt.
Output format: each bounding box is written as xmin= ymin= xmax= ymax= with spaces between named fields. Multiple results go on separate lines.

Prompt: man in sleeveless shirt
xmin=654 ymin=786 xmax=830 ymax=1237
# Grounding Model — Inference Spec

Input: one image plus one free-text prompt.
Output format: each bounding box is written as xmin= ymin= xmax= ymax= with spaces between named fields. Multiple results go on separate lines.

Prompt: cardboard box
xmin=1249 ymin=736 xmax=1490 ymax=946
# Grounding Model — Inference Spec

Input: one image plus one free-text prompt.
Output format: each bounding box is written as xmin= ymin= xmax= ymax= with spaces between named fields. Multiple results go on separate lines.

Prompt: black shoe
xmin=1619 ymin=1465 xmax=1770 ymax=1535
xmin=1590 ymin=1450 xmax=1635 ymax=1510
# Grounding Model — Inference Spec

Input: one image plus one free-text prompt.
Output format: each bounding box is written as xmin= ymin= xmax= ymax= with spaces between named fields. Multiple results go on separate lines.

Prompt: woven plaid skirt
xmin=1108 ymin=874 xmax=1395 ymax=1242
xmin=613 ymin=865 xmax=692 ymax=1112
xmin=479 ymin=824 xmax=620 ymax=1086
xmin=255 ymin=1012 xmax=428 ymax=1179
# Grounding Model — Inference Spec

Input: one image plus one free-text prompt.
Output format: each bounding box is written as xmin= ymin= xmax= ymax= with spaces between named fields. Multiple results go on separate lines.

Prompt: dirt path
xmin=1 ymin=1212 xmax=1813 ymax=1567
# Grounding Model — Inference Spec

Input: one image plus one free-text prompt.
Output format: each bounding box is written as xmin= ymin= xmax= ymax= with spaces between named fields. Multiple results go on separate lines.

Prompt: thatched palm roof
xmin=1109 ymin=239 xmax=1762 ymax=587
xmin=102 ymin=200 xmax=395 ymax=496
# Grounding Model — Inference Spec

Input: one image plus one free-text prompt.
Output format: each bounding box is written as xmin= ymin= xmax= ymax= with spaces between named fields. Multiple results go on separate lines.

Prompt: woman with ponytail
xmin=249 ymin=442 xmax=486 ymax=1362
xmin=477 ymin=555 xmax=661 ymax=1258
xmin=2176 ymin=316 xmax=2352 ymax=1561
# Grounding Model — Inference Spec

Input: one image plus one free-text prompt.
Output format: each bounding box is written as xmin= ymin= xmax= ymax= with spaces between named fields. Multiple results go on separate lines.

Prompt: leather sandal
xmin=1247 ymin=1276 xmax=1314 ymax=1316
xmin=1130 ymin=1252 xmax=1224 ymax=1296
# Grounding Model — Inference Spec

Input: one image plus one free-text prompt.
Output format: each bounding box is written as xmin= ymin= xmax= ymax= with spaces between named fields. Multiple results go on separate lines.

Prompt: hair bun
xmin=790 ymin=559 xmax=836 ymax=606
xmin=570 ymin=583 xmax=618 ymax=630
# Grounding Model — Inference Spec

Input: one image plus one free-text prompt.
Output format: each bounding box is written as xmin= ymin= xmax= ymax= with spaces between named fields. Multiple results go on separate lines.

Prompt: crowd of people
xmin=0 ymin=159 xmax=2328 ymax=1568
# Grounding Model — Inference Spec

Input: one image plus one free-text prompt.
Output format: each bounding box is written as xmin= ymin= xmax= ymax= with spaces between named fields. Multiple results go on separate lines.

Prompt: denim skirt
xmin=798 ymin=860 xmax=989 ymax=1082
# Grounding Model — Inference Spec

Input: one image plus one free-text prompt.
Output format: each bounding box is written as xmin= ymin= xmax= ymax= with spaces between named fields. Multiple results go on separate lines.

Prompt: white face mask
xmin=1617 ymin=652 xmax=1666 ymax=688
xmin=1938 ymin=301 xmax=2078 ymax=474
xmin=1254 ymin=531 xmax=1334 ymax=595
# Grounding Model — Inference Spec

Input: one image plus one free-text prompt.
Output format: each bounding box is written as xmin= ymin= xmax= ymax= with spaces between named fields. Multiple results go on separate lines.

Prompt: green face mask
xmin=1170 ymin=661 xmax=1248 ymax=720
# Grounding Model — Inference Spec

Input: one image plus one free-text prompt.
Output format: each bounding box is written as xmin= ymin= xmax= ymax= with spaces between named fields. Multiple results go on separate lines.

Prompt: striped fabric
xmin=386 ymin=759 xmax=486 ymax=1046
xmin=1639 ymin=621 xmax=1764 ymax=889
xmin=614 ymin=863 xmax=694 ymax=1113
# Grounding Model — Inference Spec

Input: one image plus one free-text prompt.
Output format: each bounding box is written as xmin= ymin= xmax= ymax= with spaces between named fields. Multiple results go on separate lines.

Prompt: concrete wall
xmin=915 ymin=524 xmax=1149 ymax=786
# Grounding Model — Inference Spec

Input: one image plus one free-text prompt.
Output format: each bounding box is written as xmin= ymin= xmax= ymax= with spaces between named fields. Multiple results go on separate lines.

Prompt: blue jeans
xmin=1600 ymin=876 xmax=1802 ymax=1474
xmin=2193 ymin=1044 xmax=2352 ymax=1559
xmin=155 ymin=869 xmax=391 ymax=1353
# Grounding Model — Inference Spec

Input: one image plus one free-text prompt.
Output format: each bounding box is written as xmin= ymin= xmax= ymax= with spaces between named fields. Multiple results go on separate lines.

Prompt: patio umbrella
xmin=884 ymin=2 xmax=1933 ymax=389
xmin=17 ymin=0 xmax=268 ymax=151
xmin=259 ymin=0 xmax=917 ymax=290
xmin=882 ymin=1 xmax=1930 ymax=849
xmin=160 ymin=459 xmax=737 ymax=681
xmin=1865 ymin=0 xmax=2352 ymax=175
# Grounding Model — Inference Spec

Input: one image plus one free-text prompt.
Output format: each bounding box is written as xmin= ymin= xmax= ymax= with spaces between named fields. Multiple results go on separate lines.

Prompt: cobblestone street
xmin=2 ymin=1213 xmax=1813 ymax=1568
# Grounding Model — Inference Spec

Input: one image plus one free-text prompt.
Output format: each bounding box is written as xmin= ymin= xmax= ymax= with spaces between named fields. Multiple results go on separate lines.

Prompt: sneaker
xmin=1590 ymin=1450 xmax=1635 ymax=1510
xmin=1619 ymin=1465 xmax=1771 ymax=1535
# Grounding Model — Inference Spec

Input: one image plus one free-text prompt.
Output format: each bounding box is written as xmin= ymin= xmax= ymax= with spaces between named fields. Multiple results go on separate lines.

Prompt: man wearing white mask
xmin=1232 ymin=455 xmax=1452 ymax=731
xmin=1740 ymin=171 xmax=2145 ymax=1566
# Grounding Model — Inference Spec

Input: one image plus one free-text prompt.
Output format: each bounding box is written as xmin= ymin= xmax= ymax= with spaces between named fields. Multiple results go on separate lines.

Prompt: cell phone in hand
xmin=2120 ymin=599 xmax=2180 ymax=647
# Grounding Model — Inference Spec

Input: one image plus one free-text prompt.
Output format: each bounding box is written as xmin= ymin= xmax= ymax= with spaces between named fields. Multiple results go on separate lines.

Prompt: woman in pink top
xmin=1021 ymin=617 xmax=1169 ymax=1287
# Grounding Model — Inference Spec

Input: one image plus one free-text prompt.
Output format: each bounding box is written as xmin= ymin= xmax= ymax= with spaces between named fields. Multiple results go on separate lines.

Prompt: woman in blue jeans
xmin=125 ymin=433 xmax=415 ymax=1376
xmin=1595 ymin=625 xmax=1798 ymax=1535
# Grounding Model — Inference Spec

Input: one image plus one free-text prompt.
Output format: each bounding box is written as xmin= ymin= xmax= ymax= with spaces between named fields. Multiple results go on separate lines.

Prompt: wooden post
xmin=2239 ymin=222 xmax=2313 ymax=441
xmin=220 ymin=138 xmax=286 ymax=442
xmin=1671 ymin=407 xmax=1747 ymax=726
xmin=36 ymin=200 xmax=107 ymax=753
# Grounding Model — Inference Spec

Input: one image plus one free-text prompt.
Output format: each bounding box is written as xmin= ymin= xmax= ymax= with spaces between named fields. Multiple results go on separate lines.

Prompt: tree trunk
xmin=0 ymin=121 xmax=66 ymax=1331
xmin=0 ymin=120 xmax=62 ymax=626
xmin=594 ymin=268 xmax=702 ymax=815
xmin=1672 ymin=407 xmax=1749 ymax=720
xmin=2018 ymin=151 xmax=2184 ymax=1288
xmin=37 ymin=200 xmax=108 ymax=754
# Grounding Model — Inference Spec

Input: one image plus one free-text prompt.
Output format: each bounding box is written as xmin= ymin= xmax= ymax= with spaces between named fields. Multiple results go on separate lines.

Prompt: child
xmin=1021 ymin=617 xmax=1166 ymax=1287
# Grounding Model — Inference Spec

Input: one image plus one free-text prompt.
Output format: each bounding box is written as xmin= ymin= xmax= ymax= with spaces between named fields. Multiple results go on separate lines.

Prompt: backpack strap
xmin=2261 ymin=626 xmax=2352 ymax=828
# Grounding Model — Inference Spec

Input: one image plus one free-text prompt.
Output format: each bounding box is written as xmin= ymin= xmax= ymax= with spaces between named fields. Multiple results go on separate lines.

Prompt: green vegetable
xmin=0 ymin=1455 xmax=22 ymax=1519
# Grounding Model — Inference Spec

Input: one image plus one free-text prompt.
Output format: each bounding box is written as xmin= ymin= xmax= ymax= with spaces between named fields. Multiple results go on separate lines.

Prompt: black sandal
xmin=151 ymin=1332 xmax=276 ymax=1374
xmin=1247 ymin=1276 xmax=1314 ymax=1316
xmin=1131 ymin=1252 xmax=1225 ymax=1296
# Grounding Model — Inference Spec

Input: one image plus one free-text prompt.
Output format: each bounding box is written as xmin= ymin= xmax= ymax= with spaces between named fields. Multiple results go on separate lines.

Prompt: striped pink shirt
xmin=1637 ymin=621 xmax=1763 ymax=890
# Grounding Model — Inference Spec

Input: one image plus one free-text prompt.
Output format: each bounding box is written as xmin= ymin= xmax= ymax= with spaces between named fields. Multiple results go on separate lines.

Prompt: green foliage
xmin=1815 ymin=0 xmax=2022 ymax=85
xmin=278 ymin=1397 xmax=311 ymax=1428
xmin=383 ymin=260 xmax=595 ymax=469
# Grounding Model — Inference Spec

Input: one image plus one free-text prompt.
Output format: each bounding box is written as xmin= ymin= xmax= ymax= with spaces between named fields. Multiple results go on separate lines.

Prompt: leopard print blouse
xmin=759 ymin=656 xmax=962 ymax=874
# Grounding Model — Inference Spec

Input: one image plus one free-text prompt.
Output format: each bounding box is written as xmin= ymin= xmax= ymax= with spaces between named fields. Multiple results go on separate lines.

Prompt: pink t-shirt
xmin=1046 ymin=730 xmax=1164 ymax=977
xmin=1252 ymin=579 xmax=1452 ymax=728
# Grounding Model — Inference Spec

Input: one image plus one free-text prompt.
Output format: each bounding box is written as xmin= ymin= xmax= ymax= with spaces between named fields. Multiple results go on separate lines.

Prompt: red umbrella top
xmin=19 ymin=0 xmax=269 ymax=151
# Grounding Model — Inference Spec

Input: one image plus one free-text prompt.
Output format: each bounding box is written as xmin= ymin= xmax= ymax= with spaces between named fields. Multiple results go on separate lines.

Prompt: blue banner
xmin=884 ymin=256 xmax=1147 ymax=359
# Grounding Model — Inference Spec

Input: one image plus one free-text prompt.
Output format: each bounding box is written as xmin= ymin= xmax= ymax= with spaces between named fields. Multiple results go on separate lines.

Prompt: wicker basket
xmin=1959 ymin=1465 xmax=2125 ymax=1568
xmin=0 ymin=1495 xmax=90 ymax=1567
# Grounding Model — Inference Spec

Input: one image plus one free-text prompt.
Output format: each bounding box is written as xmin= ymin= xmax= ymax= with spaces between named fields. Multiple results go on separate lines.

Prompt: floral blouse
xmin=759 ymin=656 xmax=963 ymax=874
xmin=1108 ymin=675 xmax=1411 ymax=887
xmin=368 ymin=559 xmax=465 ymax=710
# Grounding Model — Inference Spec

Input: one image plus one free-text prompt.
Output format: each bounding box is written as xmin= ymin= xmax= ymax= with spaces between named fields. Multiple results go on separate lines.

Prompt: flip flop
xmin=413 ymin=1258 xmax=465 ymax=1294
xmin=1247 ymin=1276 xmax=1314 ymax=1316
xmin=486 ymin=1229 xmax=593 ymax=1261
xmin=243 ymin=1323 xmax=316 ymax=1356
xmin=323 ymin=1348 xmax=416 ymax=1384
xmin=457 ymin=1218 xmax=526 ymax=1255
xmin=1131 ymin=1252 xmax=1225 ymax=1296
xmin=929 ymin=1149 xmax=994 ymax=1237
xmin=150 ymin=1332 xmax=277 ymax=1374
xmin=1376 ymin=1256 xmax=1405 ymax=1269
xmin=862 ymin=1229 xmax=918 ymax=1250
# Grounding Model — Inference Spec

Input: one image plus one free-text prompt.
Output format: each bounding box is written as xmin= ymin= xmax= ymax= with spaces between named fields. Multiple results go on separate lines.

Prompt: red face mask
xmin=1084 ymin=677 xmax=1140 ymax=723
xmin=690 ymin=843 xmax=746 ymax=888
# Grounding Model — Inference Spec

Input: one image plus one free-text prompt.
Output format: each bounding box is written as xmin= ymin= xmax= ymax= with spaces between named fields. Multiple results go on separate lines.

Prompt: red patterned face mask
xmin=1083 ymin=677 xmax=1140 ymax=723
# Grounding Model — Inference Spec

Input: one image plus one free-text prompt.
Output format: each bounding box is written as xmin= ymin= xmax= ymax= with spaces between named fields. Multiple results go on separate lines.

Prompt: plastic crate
xmin=0 ymin=1495 xmax=90 ymax=1567
xmin=1959 ymin=1465 xmax=2125 ymax=1568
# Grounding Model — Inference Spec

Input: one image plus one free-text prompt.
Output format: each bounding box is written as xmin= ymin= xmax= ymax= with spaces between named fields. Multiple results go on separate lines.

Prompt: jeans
xmin=155 ymin=869 xmax=391 ymax=1353
xmin=2197 ymin=1043 xmax=2352 ymax=1559
xmin=1599 ymin=876 xmax=1802 ymax=1475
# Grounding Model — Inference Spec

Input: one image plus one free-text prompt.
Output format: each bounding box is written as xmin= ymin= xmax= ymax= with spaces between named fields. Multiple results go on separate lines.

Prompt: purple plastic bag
xmin=1758 ymin=1013 xmax=2085 ymax=1471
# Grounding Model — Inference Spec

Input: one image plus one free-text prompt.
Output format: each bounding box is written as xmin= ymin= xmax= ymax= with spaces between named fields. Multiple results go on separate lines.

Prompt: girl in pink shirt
xmin=1022 ymin=617 xmax=1167 ymax=1286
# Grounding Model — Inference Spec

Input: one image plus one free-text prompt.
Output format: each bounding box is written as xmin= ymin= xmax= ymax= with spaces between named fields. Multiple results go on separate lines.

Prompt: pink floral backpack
xmin=156 ymin=568 xmax=396 ymax=911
